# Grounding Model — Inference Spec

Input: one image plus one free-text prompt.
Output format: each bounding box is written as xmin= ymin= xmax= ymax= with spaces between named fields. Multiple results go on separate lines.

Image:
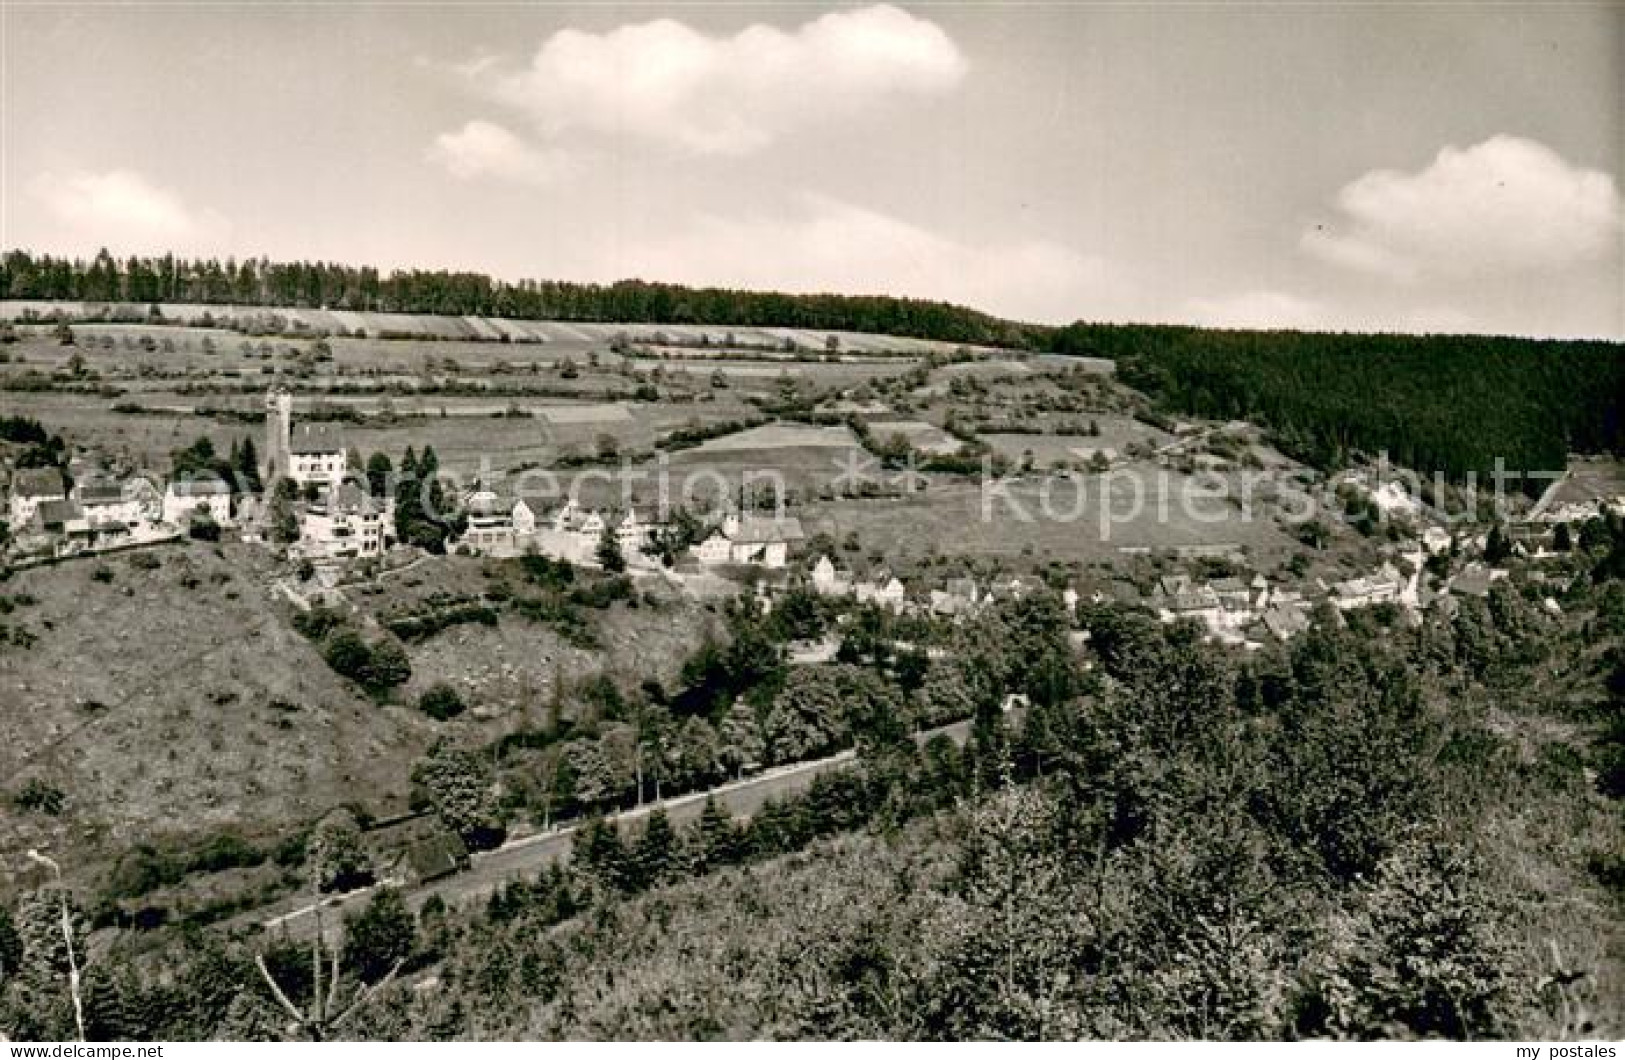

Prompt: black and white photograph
xmin=0 ymin=0 xmax=1621 ymax=1047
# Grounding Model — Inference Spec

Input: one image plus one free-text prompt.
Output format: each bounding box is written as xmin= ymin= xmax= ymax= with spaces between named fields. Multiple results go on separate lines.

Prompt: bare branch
xmin=254 ymin=954 xmax=306 ymax=1024
xmin=330 ymin=960 xmax=405 ymax=1031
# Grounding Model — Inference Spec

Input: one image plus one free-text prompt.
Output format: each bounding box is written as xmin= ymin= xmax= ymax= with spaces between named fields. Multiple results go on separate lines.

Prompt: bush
xmin=419 ymin=683 xmax=467 ymax=721
xmin=14 ymin=778 xmax=66 ymax=815
xmin=188 ymin=514 xmax=222 ymax=542
xmin=312 ymin=620 xmax=412 ymax=694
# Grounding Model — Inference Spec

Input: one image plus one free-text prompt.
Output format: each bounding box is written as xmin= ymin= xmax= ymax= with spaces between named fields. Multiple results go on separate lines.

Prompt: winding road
xmin=260 ymin=716 xmax=978 ymax=943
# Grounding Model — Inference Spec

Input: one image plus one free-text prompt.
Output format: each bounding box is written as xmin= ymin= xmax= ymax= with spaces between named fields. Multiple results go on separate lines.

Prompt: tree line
xmin=0 ymin=249 xmax=1041 ymax=348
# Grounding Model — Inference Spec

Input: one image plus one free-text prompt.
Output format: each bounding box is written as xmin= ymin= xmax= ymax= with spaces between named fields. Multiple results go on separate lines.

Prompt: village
xmin=7 ymin=382 xmax=1620 ymax=663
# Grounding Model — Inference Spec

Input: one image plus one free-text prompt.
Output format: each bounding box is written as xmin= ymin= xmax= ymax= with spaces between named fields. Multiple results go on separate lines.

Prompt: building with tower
xmin=263 ymin=386 xmax=347 ymax=488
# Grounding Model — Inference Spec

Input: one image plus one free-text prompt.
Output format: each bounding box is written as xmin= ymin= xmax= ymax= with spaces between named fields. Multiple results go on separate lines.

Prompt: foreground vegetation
xmin=3 ymin=513 xmax=1623 ymax=1040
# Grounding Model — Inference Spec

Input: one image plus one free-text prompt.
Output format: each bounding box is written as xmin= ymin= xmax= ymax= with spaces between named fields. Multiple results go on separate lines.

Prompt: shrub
xmin=419 ymin=683 xmax=467 ymax=721
xmin=322 ymin=629 xmax=412 ymax=693
xmin=188 ymin=514 xmax=221 ymax=542
xmin=14 ymin=778 xmax=66 ymax=815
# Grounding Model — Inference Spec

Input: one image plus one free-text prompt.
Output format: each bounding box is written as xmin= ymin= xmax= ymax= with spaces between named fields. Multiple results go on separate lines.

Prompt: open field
xmin=2 ymin=302 xmax=986 ymax=358
xmin=798 ymin=465 xmax=1299 ymax=567
xmin=868 ymin=418 xmax=963 ymax=455
xmin=1 ymin=379 xmax=766 ymax=478
xmin=980 ymin=417 xmax=1173 ymax=463
xmin=687 ymin=422 xmax=859 ymax=452
xmin=0 ymin=544 xmax=434 ymax=872
xmin=1552 ymin=456 xmax=1625 ymax=508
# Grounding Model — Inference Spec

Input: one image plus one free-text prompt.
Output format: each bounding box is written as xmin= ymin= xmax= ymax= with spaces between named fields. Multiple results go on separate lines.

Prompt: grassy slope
xmin=0 ymin=544 xmax=714 ymax=900
xmin=0 ymin=544 xmax=435 ymax=871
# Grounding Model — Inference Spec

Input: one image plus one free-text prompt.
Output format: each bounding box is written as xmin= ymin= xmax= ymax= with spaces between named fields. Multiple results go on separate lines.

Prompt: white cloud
xmin=1302 ymin=135 xmax=1622 ymax=281
xmin=599 ymin=194 xmax=1121 ymax=323
xmin=30 ymin=169 xmax=230 ymax=253
xmin=468 ymin=4 xmax=967 ymax=156
xmin=427 ymin=120 xmax=577 ymax=185
xmin=1182 ymin=289 xmax=1330 ymax=331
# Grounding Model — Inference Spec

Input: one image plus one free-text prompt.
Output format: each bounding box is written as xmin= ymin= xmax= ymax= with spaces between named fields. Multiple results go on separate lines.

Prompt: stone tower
xmin=264 ymin=387 xmax=292 ymax=483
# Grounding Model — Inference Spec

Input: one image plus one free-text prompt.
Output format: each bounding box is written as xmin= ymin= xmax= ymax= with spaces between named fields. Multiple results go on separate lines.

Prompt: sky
xmin=2 ymin=3 xmax=1621 ymax=338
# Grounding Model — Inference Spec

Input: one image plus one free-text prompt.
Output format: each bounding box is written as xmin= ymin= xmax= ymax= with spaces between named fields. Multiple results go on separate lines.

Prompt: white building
xmin=693 ymin=513 xmax=806 ymax=569
xmin=287 ymin=426 xmax=348 ymax=488
xmin=74 ymin=476 xmax=146 ymax=528
xmin=1421 ymin=527 xmax=1453 ymax=554
xmin=552 ymin=500 xmax=604 ymax=537
xmin=163 ymin=478 xmax=233 ymax=527
xmin=460 ymin=489 xmax=518 ymax=555
xmin=614 ymin=507 xmax=651 ymax=555
xmin=856 ymin=574 xmax=907 ymax=611
xmin=525 ymin=501 xmax=658 ymax=567
xmin=262 ymin=387 xmax=347 ymax=488
xmin=8 ymin=468 xmax=65 ymax=528
xmin=1331 ymin=563 xmax=1406 ymax=611
xmin=810 ymin=554 xmax=853 ymax=597
xmin=299 ymin=484 xmax=386 ymax=562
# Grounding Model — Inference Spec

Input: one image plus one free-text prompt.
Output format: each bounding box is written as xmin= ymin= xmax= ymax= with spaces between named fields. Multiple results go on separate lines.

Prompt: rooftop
xmin=36 ymin=499 xmax=84 ymax=525
xmin=76 ymin=479 xmax=125 ymax=505
xmin=732 ymin=515 xmax=805 ymax=544
xmin=289 ymin=424 xmax=346 ymax=455
xmin=169 ymin=477 xmax=232 ymax=497
xmin=12 ymin=467 xmax=65 ymax=499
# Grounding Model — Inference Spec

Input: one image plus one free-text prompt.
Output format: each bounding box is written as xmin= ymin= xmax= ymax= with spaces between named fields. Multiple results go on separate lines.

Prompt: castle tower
xmin=264 ymin=387 xmax=292 ymax=483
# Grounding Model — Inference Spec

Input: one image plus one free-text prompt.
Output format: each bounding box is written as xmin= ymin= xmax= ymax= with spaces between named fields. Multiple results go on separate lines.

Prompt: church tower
xmin=264 ymin=387 xmax=292 ymax=483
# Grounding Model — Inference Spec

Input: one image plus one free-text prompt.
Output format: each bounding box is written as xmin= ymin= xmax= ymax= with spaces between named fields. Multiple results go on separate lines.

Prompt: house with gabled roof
xmin=9 ymin=467 xmax=65 ymax=528
xmin=457 ymin=486 xmax=521 ymax=555
xmin=1260 ymin=601 xmax=1312 ymax=641
xmin=810 ymin=554 xmax=853 ymax=597
xmin=162 ymin=476 xmax=232 ymax=528
xmin=301 ymin=483 xmax=387 ymax=562
xmin=74 ymin=474 xmax=145 ymax=528
xmin=1331 ymin=562 xmax=1406 ymax=611
xmin=693 ymin=512 xmax=806 ymax=569
xmin=853 ymin=571 xmax=907 ymax=612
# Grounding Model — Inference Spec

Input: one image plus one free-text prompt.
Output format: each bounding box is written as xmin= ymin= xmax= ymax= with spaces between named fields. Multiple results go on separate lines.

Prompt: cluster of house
xmin=6 ymin=466 xmax=166 ymax=555
xmin=5 ymin=379 xmax=817 ymax=576
xmin=445 ymin=491 xmax=809 ymax=574
xmin=806 ymin=554 xmax=1056 ymax=619
xmin=1148 ymin=570 xmax=1314 ymax=643
xmin=5 ymin=462 xmax=246 ymax=559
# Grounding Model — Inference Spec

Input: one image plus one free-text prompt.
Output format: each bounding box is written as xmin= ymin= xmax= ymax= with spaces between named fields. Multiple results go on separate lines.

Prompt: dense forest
xmin=3 ymin=514 xmax=1624 ymax=1040
xmin=1062 ymin=323 xmax=1622 ymax=488
xmin=0 ymin=250 xmax=1040 ymax=348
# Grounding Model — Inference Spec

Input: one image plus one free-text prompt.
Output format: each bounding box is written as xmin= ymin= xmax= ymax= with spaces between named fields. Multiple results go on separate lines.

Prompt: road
xmin=261 ymin=716 xmax=978 ymax=943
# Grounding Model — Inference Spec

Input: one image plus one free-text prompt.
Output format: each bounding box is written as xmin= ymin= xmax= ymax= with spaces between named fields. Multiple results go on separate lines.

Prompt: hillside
xmin=0 ymin=545 xmax=431 ymax=870
xmin=0 ymin=543 xmax=713 ymax=901
xmin=0 ymin=250 xmax=1044 ymax=349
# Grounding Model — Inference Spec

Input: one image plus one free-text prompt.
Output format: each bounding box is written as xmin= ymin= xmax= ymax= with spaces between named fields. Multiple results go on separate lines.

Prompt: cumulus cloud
xmin=1302 ymin=135 xmax=1622 ymax=281
xmin=427 ymin=120 xmax=577 ymax=185
xmin=30 ymin=169 xmax=230 ymax=253
xmin=465 ymin=4 xmax=967 ymax=156
xmin=600 ymin=194 xmax=1121 ymax=323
